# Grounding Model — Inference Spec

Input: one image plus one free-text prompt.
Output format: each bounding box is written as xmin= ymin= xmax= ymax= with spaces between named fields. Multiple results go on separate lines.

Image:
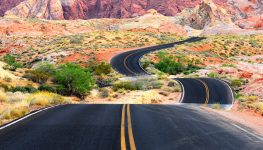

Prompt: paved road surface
xmin=110 ymin=37 xmax=205 ymax=76
xmin=0 ymin=38 xmax=258 ymax=150
xmin=0 ymin=104 xmax=262 ymax=150
xmin=111 ymin=37 xmax=234 ymax=104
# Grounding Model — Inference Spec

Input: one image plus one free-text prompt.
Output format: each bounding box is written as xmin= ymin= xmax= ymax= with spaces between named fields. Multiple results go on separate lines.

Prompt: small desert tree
xmin=54 ymin=63 xmax=95 ymax=99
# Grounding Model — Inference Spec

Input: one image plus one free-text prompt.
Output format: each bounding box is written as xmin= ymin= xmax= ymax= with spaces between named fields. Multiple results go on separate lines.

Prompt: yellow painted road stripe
xmin=121 ymin=104 xmax=126 ymax=150
xmin=127 ymin=104 xmax=137 ymax=150
xmin=123 ymin=52 xmax=139 ymax=75
xmin=196 ymin=79 xmax=210 ymax=104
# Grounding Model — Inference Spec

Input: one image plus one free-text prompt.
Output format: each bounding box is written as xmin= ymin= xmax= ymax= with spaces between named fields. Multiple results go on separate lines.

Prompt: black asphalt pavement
xmin=175 ymin=78 xmax=207 ymax=103
xmin=200 ymin=78 xmax=234 ymax=104
xmin=110 ymin=37 xmax=234 ymax=104
xmin=0 ymin=104 xmax=262 ymax=150
xmin=110 ymin=37 xmax=205 ymax=76
xmin=0 ymin=105 xmax=122 ymax=150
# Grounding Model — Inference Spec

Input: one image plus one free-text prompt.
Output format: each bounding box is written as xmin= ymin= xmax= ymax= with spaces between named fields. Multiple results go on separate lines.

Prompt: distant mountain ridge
xmin=0 ymin=0 xmax=262 ymax=30
xmin=1 ymin=0 xmax=202 ymax=19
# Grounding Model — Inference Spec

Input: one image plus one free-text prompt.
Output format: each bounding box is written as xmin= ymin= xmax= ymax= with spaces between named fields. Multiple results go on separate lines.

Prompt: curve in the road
xmin=110 ymin=37 xmax=234 ymax=105
xmin=111 ymin=37 xmax=205 ymax=76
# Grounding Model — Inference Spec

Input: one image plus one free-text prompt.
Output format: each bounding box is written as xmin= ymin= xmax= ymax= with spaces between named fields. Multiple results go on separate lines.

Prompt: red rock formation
xmin=0 ymin=0 xmax=24 ymax=16
xmin=0 ymin=0 xmax=262 ymax=30
xmin=2 ymin=0 xmax=202 ymax=19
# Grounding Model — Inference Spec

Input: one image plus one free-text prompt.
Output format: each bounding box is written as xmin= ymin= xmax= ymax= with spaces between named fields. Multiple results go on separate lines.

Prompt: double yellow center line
xmin=195 ymin=79 xmax=210 ymax=104
xmin=121 ymin=104 xmax=137 ymax=150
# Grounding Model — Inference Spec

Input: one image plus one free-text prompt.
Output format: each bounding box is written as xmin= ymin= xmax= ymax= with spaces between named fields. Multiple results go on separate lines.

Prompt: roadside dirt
xmin=203 ymin=106 xmax=263 ymax=136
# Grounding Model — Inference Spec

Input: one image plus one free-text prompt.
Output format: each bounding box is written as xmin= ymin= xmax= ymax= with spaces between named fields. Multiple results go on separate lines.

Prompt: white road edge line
xmin=232 ymin=123 xmax=263 ymax=141
xmin=173 ymin=79 xmax=185 ymax=103
xmin=0 ymin=105 xmax=60 ymax=130
xmin=213 ymin=78 xmax=235 ymax=109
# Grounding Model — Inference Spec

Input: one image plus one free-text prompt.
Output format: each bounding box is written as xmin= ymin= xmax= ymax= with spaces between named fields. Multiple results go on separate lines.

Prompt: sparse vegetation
xmin=88 ymin=62 xmax=112 ymax=75
xmin=113 ymin=78 xmax=162 ymax=91
xmin=28 ymin=92 xmax=68 ymax=106
xmin=211 ymin=103 xmax=221 ymax=109
xmin=0 ymin=90 xmax=7 ymax=102
xmin=3 ymin=54 xmax=23 ymax=71
xmin=154 ymin=52 xmax=200 ymax=75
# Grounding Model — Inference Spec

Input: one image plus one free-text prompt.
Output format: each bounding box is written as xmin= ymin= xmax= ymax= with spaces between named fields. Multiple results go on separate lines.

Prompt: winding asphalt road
xmin=0 ymin=38 xmax=262 ymax=150
xmin=111 ymin=37 xmax=234 ymax=104
xmin=111 ymin=37 xmax=205 ymax=76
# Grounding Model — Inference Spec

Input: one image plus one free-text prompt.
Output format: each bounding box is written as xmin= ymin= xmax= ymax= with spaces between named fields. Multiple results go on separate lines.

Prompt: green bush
xmin=88 ymin=62 xmax=112 ymax=75
xmin=3 ymin=54 xmax=15 ymax=65
xmin=3 ymin=54 xmax=23 ymax=70
xmin=154 ymin=52 xmax=200 ymax=75
xmin=24 ymin=63 xmax=55 ymax=83
xmin=11 ymin=86 xmax=38 ymax=93
xmin=54 ymin=63 xmax=95 ymax=99
xmin=230 ymin=79 xmax=245 ymax=89
xmin=35 ymin=63 xmax=56 ymax=75
xmin=38 ymin=84 xmax=57 ymax=93
xmin=70 ymin=35 xmax=84 ymax=44
xmin=207 ymin=72 xmax=219 ymax=78
xmin=24 ymin=70 xmax=51 ymax=83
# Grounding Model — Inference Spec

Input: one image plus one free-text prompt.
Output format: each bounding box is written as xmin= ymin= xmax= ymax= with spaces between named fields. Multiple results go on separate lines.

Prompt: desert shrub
xmin=3 ymin=54 xmax=15 ymax=65
xmin=255 ymin=102 xmax=263 ymax=115
xmin=24 ymin=70 xmax=51 ymax=83
xmin=113 ymin=81 xmax=138 ymax=91
xmin=6 ymin=92 xmax=30 ymax=103
xmin=3 ymin=76 xmax=12 ymax=82
xmin=88 ymin=62 xmax=112 ymax=75
xmin=1 ymin=106 xmax=29 ymax=120
xmin=230 ymin=79 xmax=245 ymax=88
xmin=24 ymin=63 xmax=55 ymax=83
xmin=207 ymin=72 xmax=219 ymax=78
xmin=34 ymin=63 xmax=56 ymax=75
xmin=239 ymin=95 xmax=258 ymax=109
xmin=28 ymin=92 xmax=68 ymax=106
xmin=11 ymin=86 xmax=38 ymax=93
xmin=167 ymin=81 xmax=176 ymax=87
xmin=99 ymin=88 xmax=110 ymax=98
xmin=9 ymin=107 xmax=29 ymax=118
xmin=38 ymin=84 xmax=56 ymax=93
xmin=113 ymin=78 xmax=162 ymax=91
xmin=140 ymin=59 xmax=151 ymax=69
xmin=54 ymin=63 xmax=95 ymax=99
xmin=211 ymin=103 xmax=221 ymax=109
xmin=135 ymin=91 xmax=161 ymax=104
xmin=0 ymin=83 xmax=12 ymax=91
xmin=70 ymin=35 xmax=84 ymax=44
xmin=154 ymin=52 xmax=200 ymax=75
xmin=3 ymin=54 xmax=23 ymax=70
xmin=0 ymin=90 xmax=7 ymax=102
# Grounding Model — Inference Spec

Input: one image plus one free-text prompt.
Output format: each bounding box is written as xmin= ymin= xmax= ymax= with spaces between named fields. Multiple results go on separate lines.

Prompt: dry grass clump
xmin=5 ymin=92 xmax=30 ymax=103
xmin=1 ymin=106 xmax=29 ymax=120
xmin=238 ymin=95 xmax=263 ymax=115
xmin=135 ymin=91 xmax=161 ymax=104
xmin=0 ymin=90 xmax=7 ymax=102
xmin=239 ymin=95 xmax=258 ymax=109
xmin=28 ymin=92 xmax=70 ymax=106
xmin=113 ymin=78 xmax=162 ymax=91
xmin=255 ymin=102 xmax=263 ymax=115
xmin=211 ymin=103 xmax=221 ymax=109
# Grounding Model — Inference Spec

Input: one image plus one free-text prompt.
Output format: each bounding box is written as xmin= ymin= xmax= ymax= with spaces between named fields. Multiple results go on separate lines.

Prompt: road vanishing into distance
xmin=0 ymin=37 xmax=262 ymax=150
xmin=111 ymin=37 xmax=234 ymax=104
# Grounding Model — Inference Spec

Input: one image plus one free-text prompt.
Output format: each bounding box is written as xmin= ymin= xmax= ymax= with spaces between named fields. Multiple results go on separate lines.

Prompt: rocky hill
xmin=0 ymin=0 xmax=262 ymax=30
xmin=2 ymin=0 xmax=201 ymax=19
xmin=0 ymin=0 xmax=24 ymax=16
